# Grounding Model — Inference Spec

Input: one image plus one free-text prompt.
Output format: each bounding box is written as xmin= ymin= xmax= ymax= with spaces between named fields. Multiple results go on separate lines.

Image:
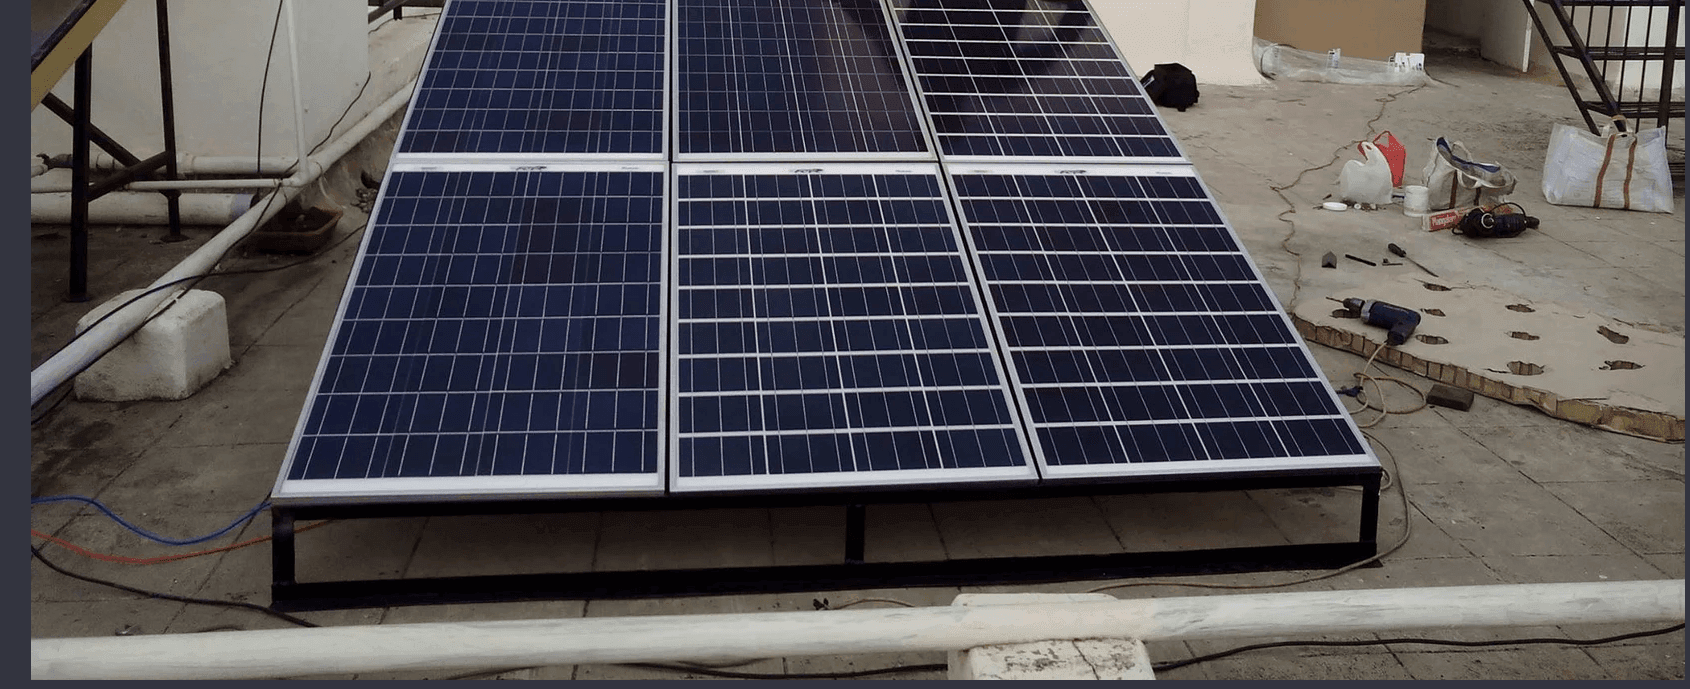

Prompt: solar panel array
xmin=674 ymin=0 xmax=931 ymax=159
xmin=275 ymin=0 xmax=1374 ymax=505
xmin=671 ymin=165 xmax=1033 ymax=492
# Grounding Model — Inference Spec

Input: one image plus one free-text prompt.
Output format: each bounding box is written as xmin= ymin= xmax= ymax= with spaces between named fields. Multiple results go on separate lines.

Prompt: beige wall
xmin=30 ymin=0 xmax=369 ymax=162
xmin=1091 ymin=0 xmax=1267 ymax=86
xmin=1253 ymin=0 xmax=1426 ymax=62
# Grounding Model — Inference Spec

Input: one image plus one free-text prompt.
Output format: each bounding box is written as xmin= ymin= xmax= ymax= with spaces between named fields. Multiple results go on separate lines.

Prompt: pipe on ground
xmin=49 ymin=152 xmax=297 ymax=176
xmin=28 ymin=77 xmax=417 ymax=406
xmin=32 ymin=192 xmax=254 ymax=225
xmin=29 ymin=580 xmax=1686 ymax=680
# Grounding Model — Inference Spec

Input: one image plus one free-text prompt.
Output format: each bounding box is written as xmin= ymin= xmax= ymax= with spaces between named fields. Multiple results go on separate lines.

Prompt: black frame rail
xmin=34 ymin=0 xmax=189 ymax=303
xmin=270 ymin=468 xmax=1381 ymax=612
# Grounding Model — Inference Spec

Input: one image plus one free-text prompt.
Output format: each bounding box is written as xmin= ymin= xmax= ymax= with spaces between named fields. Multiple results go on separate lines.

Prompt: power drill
xmin=1332 ymin=297 xmax=1420 ymax=346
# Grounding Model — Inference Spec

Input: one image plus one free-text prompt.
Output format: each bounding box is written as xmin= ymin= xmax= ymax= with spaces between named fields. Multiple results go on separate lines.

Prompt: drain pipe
xmin=32 ymin=192 xmax=254 ymax=225
xmin=29 ymin=77 xmax=417 ymax=406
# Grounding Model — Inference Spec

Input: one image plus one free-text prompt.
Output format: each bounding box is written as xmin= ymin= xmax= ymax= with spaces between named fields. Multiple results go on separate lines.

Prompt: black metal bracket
xmin=270 ymin=469 xmax=1382 ymax=612
xmin=41 ymin=0 xmax=185 ymax=301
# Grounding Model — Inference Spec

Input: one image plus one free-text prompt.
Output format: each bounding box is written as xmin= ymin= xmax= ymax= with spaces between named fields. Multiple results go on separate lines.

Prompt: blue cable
xmin=30 ymin=495 xmax=271 ymax=546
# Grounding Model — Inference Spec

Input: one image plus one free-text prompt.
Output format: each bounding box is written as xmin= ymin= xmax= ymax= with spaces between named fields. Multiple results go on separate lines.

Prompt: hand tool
xmin=1387 ymin=243 xmax=1438 ymax=277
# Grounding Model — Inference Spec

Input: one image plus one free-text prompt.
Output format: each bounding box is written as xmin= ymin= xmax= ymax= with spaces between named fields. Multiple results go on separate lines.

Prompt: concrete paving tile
xmin=769 ymin=505 xmax=847 ymax=566
xmin=258 ymin=309 xmax=336 ymax=348
xmin=784 ymin=653 xmax=948 ymax=680
xmin=863 ymin=503 xmax=947 ymax=562
xmin=929 ymin=497 xmax=1122 ymax=559
xmin=403 ymin=513 xmax=600 ymax=578
xmin=581 ymin=592 xmax=795 ymax=619
xmin=1362 ymin=425 xmax=1529 ymax=485
xmin=1641 ymin=553 xmax=1684 ymax=578
xmin=1478 ymin=236 xmax=1612 ymax=270
xmin=574 ymin=659 xmax=789 ymax=680
xmin=1429 ymin=394 xmax=1564 ymax=429
xmin=1379 ymin=491 xmax=1471 ymax=561
xmin=30 ymin=599 xmax=187 ymax=639
xmin=162 ymin=602 xmax=380 ymax=636
xmin=201 ymin=516 xmax=425 ymax=605
xmin=31 ymin=398 xmax=189 ymax=453
xmin=95 ymin=443 xmax=284 ymax=512
xmin=221 ymin=270 xmax=341 ymax=351
xmin=145 ymin=379 xmax=307 ymax=448
xmin=1584 ymin=642 xmax=1686 ymax=680
xmin=594 ymin=508 xmax=772 ymax=570
xmin=1394 ymin=647 xmax=1610 ymax=680
xmin=1480 ymin=553 xmax=1670 ymax=585
xmin=1653 ymin=239 xmax=1685 ymax=258
xmin=1244 ymin=486 xmax=1370 ymax=545
xmin=1092 ymin=492 xmax=1291 ymax=551
xmin=1197 ymin=650 xmax=1411 ymax=680
xmin=1542 ymin=480 xmax=1685 ymax=554
xmin=379 ymin=599 xmax=586 ymax=624
xmin=1407 ymin=483 xmax=1630 ymax=557
xmin=216 ymin=344 xmax=327 ymax=392
xmin=30 ymin=511 xmax=256 ymax=603
xmin=31 ymin=446 xmax=142 ymax=510
xmin=1467 ymin=424 xmax=1686 ymax=483
xmin=1563 ymin=236 xmax=1684 ymax=269
xmin=1535 ymin=267 xmax=1685 ymax=332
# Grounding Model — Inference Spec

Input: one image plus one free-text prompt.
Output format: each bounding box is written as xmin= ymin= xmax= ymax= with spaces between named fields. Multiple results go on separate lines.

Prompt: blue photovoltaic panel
xmin=671 ymin=164 xmax=1035 ymax=492
xmin=675 ymin=0 xmax=930 ymax=158
xmin=274 ymin=166 xmax=667 ymax=501
xmin=886 ymin=0 xmax=1183 ymax=161
xmin=949 ymin=167 xmax=1373 ymax=480
xmin=397 ymin=0 xmax=666 ymax=156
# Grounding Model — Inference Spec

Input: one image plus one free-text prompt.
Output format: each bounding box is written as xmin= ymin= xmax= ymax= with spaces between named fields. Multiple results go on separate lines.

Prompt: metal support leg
xmin=1359 ymin=473 xmax=1382 ymax=548
xmin=273 ymin=509 xmax=297 ymax=590
xmin=844 ymin=504 xmax=866 ymax=565
xmin=156 ymin=0 xmax=185 ymax=242
xmin=67 ymin=48 xmax=92 ymax=303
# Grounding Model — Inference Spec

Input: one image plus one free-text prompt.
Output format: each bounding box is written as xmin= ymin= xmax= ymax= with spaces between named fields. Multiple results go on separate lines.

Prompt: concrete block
xmin=74 ymin=289 xmax=231 ymax=401
xmin=947 ymin=593 xmax=1157 ymax=680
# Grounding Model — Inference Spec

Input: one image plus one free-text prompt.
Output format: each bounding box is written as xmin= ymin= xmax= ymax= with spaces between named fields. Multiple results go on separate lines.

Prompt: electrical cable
xmin=256 ymin=1 xmax=285 ymax=175
xmin=1151 ymin=623 xmax=1686 ymax=673
xmin=30 ymin=544 xmax=319 ymax=629
xmin=1342 ymin=340 xmax=1430 ymax=428
xmin=30 ymin=520 xmax=332 ymax=566
xmin=31 ymin=495 xmax=270 ymax=546
xmin=617 ymin=661 xmax=949 ymax=680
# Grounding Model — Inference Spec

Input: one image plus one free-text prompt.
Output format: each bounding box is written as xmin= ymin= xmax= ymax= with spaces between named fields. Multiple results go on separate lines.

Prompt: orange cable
xmin=29 ymin=521 xmax=332 ymax=565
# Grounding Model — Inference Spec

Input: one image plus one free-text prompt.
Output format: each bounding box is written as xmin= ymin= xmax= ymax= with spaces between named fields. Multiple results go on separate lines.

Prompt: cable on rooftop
xmin=31 ymin=495 xmax=270 ymax=547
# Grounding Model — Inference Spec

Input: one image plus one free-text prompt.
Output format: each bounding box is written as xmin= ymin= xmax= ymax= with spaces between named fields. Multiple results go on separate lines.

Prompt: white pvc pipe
xmin=28 ymin=77 xmax=417 ymax=406
xmin=29 ymin=580 xmax=1685 ymax=680
xmin=69 ymin=152 xmax=297 ymax=176
xmin=32 ymin=192 xmax=254 ymax=225
xmin=283 ymin=0 xmax=310 ymax=180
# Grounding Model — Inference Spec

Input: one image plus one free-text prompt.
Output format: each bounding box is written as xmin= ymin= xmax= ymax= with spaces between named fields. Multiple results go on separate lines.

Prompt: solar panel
xmin=947 ymin=164 xmax=1373 ymax=480
xmin=674 ymin=0 xmax=932 ymax=159
xmin=273 ymin=163 xmax=669 ymax=502
xmin=885 ymin=0 xmax=1186 ymax=163
xmin=670 ymin=163 xmax=1036 ymax=493
xmin=396 ymin=0 xmax=667 ymax=158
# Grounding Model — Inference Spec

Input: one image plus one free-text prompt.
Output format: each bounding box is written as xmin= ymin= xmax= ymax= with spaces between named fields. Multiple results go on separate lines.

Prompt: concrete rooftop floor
xmin=28 ymin=17 xmax=1686 ymax=680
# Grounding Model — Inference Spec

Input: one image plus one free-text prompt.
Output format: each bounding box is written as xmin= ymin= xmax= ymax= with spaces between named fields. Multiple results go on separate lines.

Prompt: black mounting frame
xmin=270 ymin=468 xmax=1381 ymax=612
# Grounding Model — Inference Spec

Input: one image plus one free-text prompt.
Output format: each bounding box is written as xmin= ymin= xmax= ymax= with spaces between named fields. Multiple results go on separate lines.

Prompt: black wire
xmin=30 ymin=544 xmax=319 ymax=629
xmin=309 ymin=71 xmax=373 ymax=161
xmin=618 ymin=661 xmax=949 ymax=680
xmin=256 ymin=1 xmax=285 ymax=175
xmin=1152 ymin=623 xmax=1686 ymax=673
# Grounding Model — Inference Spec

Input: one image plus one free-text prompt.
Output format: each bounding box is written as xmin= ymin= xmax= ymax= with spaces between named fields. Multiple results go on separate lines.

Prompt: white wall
xmin=1091 ymin=0 xmax=1267 ymax=86
xmin=31 ymin=0 xmax=369 ymax=163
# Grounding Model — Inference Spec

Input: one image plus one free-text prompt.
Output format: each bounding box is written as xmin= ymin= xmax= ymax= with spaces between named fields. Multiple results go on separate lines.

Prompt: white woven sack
xmin=1541 ymin=120 xmax=1675 ymax=214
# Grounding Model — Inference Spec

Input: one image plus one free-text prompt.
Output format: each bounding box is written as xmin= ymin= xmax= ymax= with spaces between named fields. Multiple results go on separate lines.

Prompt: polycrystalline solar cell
xmin=671 ymin=165 xmax=1035 ymax=491
xmin=397 ymin=0 xmax=666 ymax=156
xmin=885 ymin=0 xmax=1182 ymax=161
xmin=675 ymin=0 xmax=930 ymax=157
xmin=274 ymin=167 xmax=667 ymax=501
xmin=949 ymin=167 xmax=1373 ymax=479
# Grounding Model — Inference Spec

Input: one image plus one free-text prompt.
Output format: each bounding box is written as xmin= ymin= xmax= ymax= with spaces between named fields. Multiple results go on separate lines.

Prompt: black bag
xmin=1141 ymin=62 xmax=1199 ymax=112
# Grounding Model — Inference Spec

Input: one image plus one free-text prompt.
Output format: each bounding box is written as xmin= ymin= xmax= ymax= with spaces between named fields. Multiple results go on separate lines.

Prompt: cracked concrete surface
xmin=27 ymin=17 xmax=1684 ymax=681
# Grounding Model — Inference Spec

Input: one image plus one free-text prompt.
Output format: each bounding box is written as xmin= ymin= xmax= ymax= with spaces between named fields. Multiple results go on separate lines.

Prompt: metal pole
xmin=67 ymin=48 xmax=92 ymax=303
xmin=156 ymin=0 xmax=186 ymax=242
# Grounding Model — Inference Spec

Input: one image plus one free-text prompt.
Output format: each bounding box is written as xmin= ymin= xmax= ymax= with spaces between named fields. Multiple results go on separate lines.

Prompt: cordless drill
xmin=1333 ymin=298 xmax=1420 ymax=346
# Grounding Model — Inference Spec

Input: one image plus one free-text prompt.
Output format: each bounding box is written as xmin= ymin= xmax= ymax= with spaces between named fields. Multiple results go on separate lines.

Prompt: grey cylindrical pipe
xmin=50 ymin=152 xmax=297 ymax=176
xmin=32 ymin=192 xmax=254 ymax=225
